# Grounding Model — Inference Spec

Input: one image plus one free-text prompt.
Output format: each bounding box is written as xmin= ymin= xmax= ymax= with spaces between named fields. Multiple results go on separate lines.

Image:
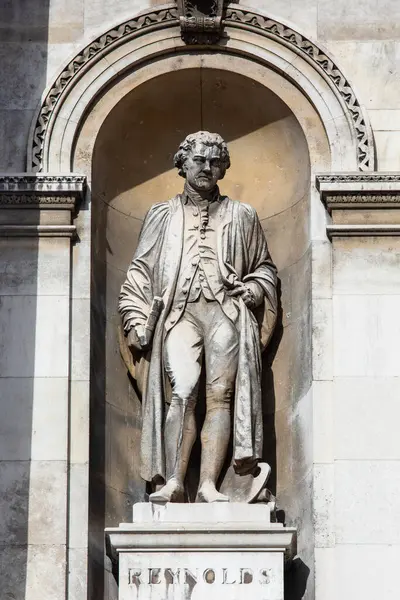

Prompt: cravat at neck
xmin=184 ymin=182 xmax=219 ymax=205
xmin=184 ymin=183 xmax=220 ymax=238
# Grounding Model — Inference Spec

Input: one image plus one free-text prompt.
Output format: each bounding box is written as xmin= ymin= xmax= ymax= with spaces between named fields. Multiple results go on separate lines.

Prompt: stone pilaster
xmin=314 ymin=172 xmax=400 ymax=600
xmin=0 ymin=174 xmax=86 ymax=600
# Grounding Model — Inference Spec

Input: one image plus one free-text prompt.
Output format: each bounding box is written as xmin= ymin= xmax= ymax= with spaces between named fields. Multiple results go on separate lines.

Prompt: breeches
xmin=164 ymin=297 xmax=239 ymax=410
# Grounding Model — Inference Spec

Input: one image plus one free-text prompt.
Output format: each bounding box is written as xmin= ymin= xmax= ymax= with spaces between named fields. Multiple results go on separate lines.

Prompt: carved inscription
xmin=121 ymin=551 xmax=283 ymax=600
xmin=128 ymin=567 xmax=273 ymax=586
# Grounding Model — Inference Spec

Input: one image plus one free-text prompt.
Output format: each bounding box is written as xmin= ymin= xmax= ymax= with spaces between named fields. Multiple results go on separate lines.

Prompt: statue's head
xmin=174 ymin=131 xmax=231 ymax=192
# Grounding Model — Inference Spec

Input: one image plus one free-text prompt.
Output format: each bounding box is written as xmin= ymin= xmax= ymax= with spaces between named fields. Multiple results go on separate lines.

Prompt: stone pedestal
xmin=106 ymin=503 xmax=296 ymax=600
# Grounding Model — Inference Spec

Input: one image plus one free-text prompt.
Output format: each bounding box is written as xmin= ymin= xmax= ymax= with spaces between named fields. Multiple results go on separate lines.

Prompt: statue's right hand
xmin=127 ymin=327 xmax=144 ymax=352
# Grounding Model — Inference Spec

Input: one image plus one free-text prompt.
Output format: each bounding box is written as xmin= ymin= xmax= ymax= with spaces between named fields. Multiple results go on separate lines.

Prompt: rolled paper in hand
xmin=138 ymin=296 xmax=163 ymax=347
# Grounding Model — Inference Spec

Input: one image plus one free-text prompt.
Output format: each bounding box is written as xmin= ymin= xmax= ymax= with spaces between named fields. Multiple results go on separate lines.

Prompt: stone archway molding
xmin=28 ymin=3 xmax=374 ymax=172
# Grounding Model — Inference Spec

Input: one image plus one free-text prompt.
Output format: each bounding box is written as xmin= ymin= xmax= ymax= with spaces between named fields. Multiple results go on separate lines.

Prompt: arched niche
xmin=89 ymin=63 xmax=315 ymax=599
xmin=28 ymin=7 xmax=375 ymax=599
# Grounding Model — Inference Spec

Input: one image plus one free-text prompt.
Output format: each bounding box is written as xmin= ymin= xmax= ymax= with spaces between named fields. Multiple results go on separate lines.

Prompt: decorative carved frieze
xmin=324 ymin=194 xmax=400 ymax=208
xmin=316 ymin=173 xmax=400 ymax=238
xmin=29 ymin=5 xmax=373 ymax=173
xmin=317 ymin=173 xmax=400 ymax=184
xmin=0 ymin=174 xmax=86 ymax=188
xmin=0 ymin=195 xmax=77 ymax=206
xmin=0 ymin=174 xmax=86 ymax=238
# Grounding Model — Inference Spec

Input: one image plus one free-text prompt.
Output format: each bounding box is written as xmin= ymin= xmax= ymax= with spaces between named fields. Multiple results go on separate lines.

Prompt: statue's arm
xmin=240 ymin=203 xmax=278 ymax=310
xmin=119 ymin=202 xmax=169 ymax=344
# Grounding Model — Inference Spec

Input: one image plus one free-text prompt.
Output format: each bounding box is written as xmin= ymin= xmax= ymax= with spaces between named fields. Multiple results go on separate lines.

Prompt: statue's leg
xmin=196 ymin=304 xmax=239 ymax=503
xmin=150 ymin=313 xmax=203 ymax=503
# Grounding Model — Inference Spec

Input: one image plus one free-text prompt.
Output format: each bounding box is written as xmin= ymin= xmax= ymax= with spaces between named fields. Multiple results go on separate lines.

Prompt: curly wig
xmin=173 ymin=131 xmax=231 ymax=177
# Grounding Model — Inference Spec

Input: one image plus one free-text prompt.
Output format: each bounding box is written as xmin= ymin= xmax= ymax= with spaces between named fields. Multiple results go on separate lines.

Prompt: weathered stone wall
xmin=1 ymin=3 xmax=400 ymax=600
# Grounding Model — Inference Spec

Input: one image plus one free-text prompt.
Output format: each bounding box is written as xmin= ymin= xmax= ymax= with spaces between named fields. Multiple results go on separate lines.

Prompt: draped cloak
xmin=119 ymin=194 xmax=278 ymax=484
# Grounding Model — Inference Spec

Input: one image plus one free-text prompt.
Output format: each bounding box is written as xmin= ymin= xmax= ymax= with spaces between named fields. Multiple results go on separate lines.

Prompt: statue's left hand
xmin=228 ymin=281 xmax=257 ymax=309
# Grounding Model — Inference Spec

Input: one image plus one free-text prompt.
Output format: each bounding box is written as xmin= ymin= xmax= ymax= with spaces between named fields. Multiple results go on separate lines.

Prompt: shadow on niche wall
xmin=262 ymin=278 xmax=283 ymax=498
xmin=89 ymin=66 xmax=312 ymax=600
xmin=285 ymin=557 xmax=311 ymax=600
xmin=0 ymin=2 xmax=51 ymax=600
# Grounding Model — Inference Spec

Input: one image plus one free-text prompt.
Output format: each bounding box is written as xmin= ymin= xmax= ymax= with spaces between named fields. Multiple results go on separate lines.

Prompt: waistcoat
xmin=165 ymin=192 xmax=234 ymax=331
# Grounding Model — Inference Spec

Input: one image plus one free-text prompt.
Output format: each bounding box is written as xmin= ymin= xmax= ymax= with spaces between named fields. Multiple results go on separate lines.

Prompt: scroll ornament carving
xmin=29 ymin=6 xmax=372 ymax=172
xmin=177 ymin=0 xmax=224 ymax=44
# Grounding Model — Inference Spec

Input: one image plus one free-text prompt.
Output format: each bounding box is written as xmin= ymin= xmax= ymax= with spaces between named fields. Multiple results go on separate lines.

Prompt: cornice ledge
xmin=0 ymin=173 xmax=86 ymax=210
xmin=105 ymin=524 xmax=297 ymax=556
xmin=316 ymin=172 xmax=400 ymax=210
xmin=316 ymin=173 xmax=400 ymax=238
xmin=0 ymin=225 xmax=77 ymax=238
xmin=326 ymin=224 xmax=400 ymax=239
xmin=316 ymin=172 xmax=400 ymax=194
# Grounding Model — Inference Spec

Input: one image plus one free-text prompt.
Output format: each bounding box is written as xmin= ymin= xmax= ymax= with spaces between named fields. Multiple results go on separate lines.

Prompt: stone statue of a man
xmin=119 ymin=131 xmax=277 ymax=503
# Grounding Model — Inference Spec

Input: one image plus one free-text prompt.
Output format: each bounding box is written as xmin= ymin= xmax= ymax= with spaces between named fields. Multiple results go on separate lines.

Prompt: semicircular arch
xmin=27 ymin=3 xmax=374 ymax=174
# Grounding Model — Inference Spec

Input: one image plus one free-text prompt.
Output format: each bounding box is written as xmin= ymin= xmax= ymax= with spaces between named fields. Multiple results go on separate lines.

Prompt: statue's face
xmin=183 ymin=143 xmax=224 ymax=191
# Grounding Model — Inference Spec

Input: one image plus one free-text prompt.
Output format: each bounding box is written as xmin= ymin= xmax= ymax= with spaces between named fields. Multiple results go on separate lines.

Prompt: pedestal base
xmin=106 ymin=503 xmax=296 ymax=600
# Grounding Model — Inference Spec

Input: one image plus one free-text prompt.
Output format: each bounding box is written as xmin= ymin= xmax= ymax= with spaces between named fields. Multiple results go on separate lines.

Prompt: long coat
xmin=119 ymin=194 xmax=278 ymax=484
